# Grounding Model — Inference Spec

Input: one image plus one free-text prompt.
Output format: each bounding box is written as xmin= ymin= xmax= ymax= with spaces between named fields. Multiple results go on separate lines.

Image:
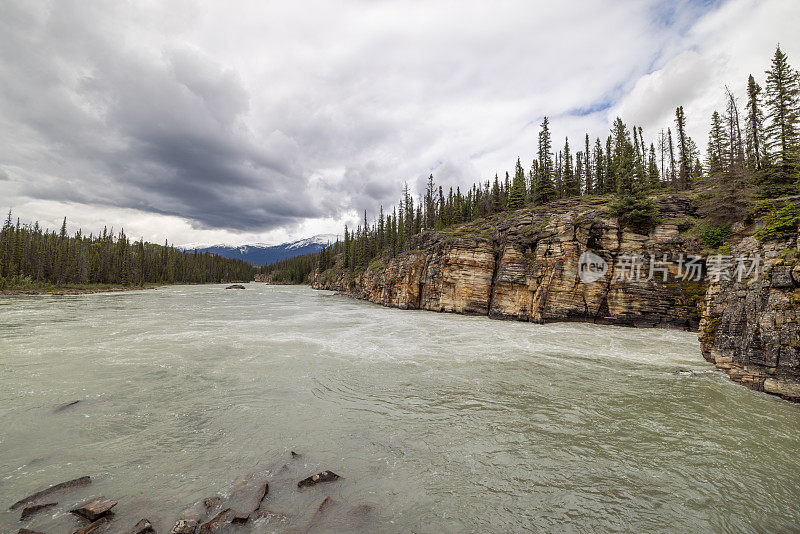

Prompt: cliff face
xmin=312 ymin=196 xmax=706 ymax=330
xmin=699 ymin=235 xmax=800 ymax=401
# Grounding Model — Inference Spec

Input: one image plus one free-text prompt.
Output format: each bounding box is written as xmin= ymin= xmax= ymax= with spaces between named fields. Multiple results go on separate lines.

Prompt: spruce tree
xmin=563 ymin=138 xmax=579 ymax=196
xmin=533 ymin=117 xmax=556 ymax=204
xmin=763 ymin=45 xmax=800 ymax=195
xmin=675 ymin=106 xmax=692 ymax=189
xmin=507 ymin=158 xmax=526 ymax=209
xmin=745 ymin=73 xmax=766 ymax=172
xmin=609 ymin=123 xmax=658 ymax=231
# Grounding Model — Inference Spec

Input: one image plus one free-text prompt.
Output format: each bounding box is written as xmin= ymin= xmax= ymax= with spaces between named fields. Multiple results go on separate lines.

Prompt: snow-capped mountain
xmin=181 ymin=234 xmax=339 ymax=266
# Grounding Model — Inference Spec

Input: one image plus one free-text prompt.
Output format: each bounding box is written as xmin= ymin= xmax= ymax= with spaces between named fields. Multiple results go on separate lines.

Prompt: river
xmin=1 ymin=284 xmax=798 ymax=533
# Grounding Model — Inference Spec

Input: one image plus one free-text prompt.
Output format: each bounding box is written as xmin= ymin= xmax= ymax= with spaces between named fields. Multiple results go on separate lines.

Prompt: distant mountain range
xmin=181 ymin=234 xmax=339 ymax=266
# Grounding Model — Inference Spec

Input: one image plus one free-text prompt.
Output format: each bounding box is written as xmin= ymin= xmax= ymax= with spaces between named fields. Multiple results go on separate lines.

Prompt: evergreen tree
xmin=563 ymin=137 xmax=579 ymax=196
xmin=647 ymin=144 xmax=660 ymax=189
xmin=609 ymin=123 xmax=658 ymax=231
xmin=533 ymin=117 xmax=556 ymax=204
xmin=675 ymin=106 xmax=692 ymax=189
xmin=745 ymin=74 xmax=767 ymax=172
xmin=507 ymin=157 xmax=527 ymax=209
xmin=763 ymin=45 xmax=800 ymax=194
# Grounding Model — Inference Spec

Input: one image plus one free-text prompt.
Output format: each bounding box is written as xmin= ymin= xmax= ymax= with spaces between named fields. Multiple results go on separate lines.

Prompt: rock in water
xmin=290 ymin=451 xmax=301 ymax=459
xmin=10 ymin=476 xmax=92 ymax=510
xmin=225 ymin=284 xmax=246 ymax=290
xmin=253 ymin=481 xmax=269 ymax=511
xmin=297 ymin=470 xmax=340 ymax=488
xmin=70 ymin=497 xmax=117 ymax=521
xmin=72 ymin=517 xmax=110 ymax=534
xmin=203 ymin=497 xmax=221 ymax=513
xmin=231 ymin=512 xmax=250 ymax=524
xmin=19 ymin=529 xmax=46 ymax=534
xmin=199 ymin=508 xmax=234 ymax=534
xmin=54 ymin=400 xmax=80 ymax=413
xmin=20 ymin=502 xmax=57 ymax=520
xmin=170 ymin=519 xmax=198 ymax=534
xmin=129 ymin=519 xmax=155 ymax=534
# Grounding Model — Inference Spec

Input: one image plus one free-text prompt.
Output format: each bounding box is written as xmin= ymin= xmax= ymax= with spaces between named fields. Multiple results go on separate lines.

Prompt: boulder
xmin=10 ymin=476 xmax=91 ymax=510
xmin=72 ymin=517 xmax=110 ymax=534
xmin=170 ymin=519 xmax=198 ymax=534
xmin=20 ymin=502 xmax=57 ymax=520
xmin=70 ymin=497 xmax=117 ymax=521
xmin=297 ymin=471 xmax=340 ymax=488
xmin=225 ymin=285 xmax=246 ymax=290
xmin=129 ymin=519 xmax=155 ymax=534
xmin=54 ymin=400 xmax=80 ymax=413
xmin=198 ymin=508 xmax=234 ymax=534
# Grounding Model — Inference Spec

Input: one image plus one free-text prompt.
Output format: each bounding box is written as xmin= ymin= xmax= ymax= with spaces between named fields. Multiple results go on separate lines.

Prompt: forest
xmin=0 ymin=215 xmax=255 ymax=290
xmin=262 ymin=46 xmax=800 ymax=284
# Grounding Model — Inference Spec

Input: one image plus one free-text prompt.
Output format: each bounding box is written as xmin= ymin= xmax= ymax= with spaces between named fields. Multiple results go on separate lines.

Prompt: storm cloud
xmin=1 ymin=0 xmax=798 ymax=245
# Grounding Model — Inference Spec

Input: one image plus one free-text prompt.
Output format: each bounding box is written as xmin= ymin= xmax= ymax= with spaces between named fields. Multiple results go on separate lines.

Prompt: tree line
xmin=0 ymin=214 xmax=255 ymax=289
xmin=263 ymin=45 xmax=800 ymax=283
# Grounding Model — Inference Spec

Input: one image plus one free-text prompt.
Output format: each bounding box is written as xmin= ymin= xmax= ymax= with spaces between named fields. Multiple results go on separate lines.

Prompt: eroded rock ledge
xmin=312 ymin=196 xmax=706 ymax=330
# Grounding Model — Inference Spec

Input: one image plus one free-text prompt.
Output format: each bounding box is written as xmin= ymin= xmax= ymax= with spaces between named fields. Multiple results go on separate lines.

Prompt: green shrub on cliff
xmin=697 ymin=224 xmax=732 ymax=249
xmin=755 ymin=202 xmax=800 ymax=242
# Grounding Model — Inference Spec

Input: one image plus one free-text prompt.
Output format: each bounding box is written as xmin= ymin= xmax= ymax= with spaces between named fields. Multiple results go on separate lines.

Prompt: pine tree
xmin=675 ymin=106 xmax=692 ymax=189
xmin=648 ymin=144 xmax=660 ymax=189
xmin=763 ymin=45 xmax=800 ymax=195
xmin=667 ymin=128 xmax=677 ymax=187
xmin=563 ymin=138 xmax=579 ymax=196
xmin=507 ymin=158 xmax=527 ymax=209
xmin=745 ymin=74 xmax=767 ymax=172
xmin=533 ymin=117 xmax=556 ymax=204
xmin=609 ymin=123 xmax=658 ymax=231
xmin=707 ymin=110 xmax=728 ymax=176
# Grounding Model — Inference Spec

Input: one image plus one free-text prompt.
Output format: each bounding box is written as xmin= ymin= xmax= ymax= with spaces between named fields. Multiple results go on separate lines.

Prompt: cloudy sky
xmin=1 ymin=0 xmax=799 ymax=246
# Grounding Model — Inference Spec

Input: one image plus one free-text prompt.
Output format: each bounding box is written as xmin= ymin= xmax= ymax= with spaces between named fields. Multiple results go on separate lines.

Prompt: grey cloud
xmin=1 ymin=0 xmax=797 ymax=240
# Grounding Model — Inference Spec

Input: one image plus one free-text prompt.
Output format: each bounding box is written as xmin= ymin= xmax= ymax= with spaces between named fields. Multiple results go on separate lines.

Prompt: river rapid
xmin=0 ymin=284 xmax=798 ymax=533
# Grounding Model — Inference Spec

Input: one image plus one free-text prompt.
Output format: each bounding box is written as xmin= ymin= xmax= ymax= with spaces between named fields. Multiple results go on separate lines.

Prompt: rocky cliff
xmin=312 ymin=195 xmax=706 ymax=329
xmin=699 ymin=233 xmax=800 ymax=401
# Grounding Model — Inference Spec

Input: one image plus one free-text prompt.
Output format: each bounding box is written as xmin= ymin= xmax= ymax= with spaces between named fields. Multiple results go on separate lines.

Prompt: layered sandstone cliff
xmin=311 ymin=196 xmax=706 ymax=330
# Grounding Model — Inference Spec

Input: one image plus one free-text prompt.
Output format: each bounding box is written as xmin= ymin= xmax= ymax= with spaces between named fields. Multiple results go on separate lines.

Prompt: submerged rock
xmin=72 ymin=517 xmax=110 ymax=534
xmin=203 ymin=497 xmax=221 ymax=513
xmin=19 ymin=529 xmax=46 ymax=534
xmin=128 ymin=519 xmax=155 ymax=534
xmin=231 ymin=512 xmax=250 ymax=524
xmin=297 ymin=471 xmax=340 ymax=488
xmin=170 ymin=519 xmax=199 ymax=534
xmin=54 ymin=400 xmax=80 ymax=413
xmin=20 ymin=502 xmax=57 ymax=520
xmin=10 ymin=476 xmax=91 ymax=510
xmin=70 ymin=497 xmax=117 ymax=521
xmin=198 ymin=508 xmax=234 ymax=534
xmin=225 ymin=284 xmax=246 ymax=290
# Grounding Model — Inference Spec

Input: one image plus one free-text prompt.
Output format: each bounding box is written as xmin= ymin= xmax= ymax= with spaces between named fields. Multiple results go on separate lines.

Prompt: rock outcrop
xmin=312 ymin=196 xmax=706 ymax=330
xmin=699 ymin=234 xmax=800 ymax=401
